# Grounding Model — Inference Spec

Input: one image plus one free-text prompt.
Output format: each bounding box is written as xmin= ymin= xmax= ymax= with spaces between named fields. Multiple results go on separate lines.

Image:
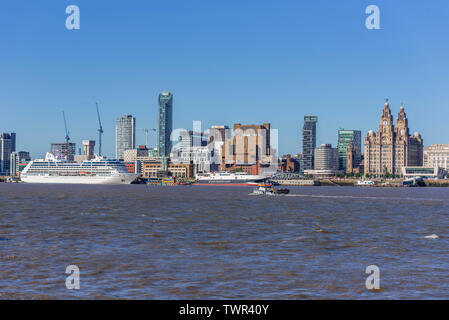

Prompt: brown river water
xmin=1 ymin=184 xmax=449 ymax=299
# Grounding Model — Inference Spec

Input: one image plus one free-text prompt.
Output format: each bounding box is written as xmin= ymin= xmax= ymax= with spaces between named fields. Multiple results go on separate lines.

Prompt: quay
xmin=0 ymin=176 xmax=21 ymax=183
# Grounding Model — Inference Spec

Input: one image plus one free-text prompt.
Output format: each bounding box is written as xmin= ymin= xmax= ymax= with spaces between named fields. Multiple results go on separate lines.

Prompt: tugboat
xmin=250 ymin=184 xmax=290 ymax=195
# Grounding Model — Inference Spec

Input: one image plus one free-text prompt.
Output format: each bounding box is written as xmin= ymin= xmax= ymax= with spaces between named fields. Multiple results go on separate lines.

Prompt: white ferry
xmin=195 ymin=171 xmax=267 ymax=186
xmin=20 ymin=153 xmax=138 ymax=184
xmin=356 ymin=180 xmax=376 ymax=186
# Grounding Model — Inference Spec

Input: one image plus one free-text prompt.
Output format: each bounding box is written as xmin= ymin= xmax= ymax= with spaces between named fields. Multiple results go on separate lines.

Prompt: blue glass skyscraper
xmin=158 ymin=92 xmax=173 ymax=157
xmin=302 ymin=116 xmax=318 ymax=171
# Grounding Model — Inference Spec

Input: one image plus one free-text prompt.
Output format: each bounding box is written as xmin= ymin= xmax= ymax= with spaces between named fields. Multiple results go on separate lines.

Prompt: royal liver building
xmin=364 ymin=100 xmax=423 ymax=175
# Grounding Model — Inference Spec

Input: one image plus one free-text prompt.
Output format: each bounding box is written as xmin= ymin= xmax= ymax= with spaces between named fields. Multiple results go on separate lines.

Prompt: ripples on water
xmin=1 ymin=184 xmax=449 ymax=299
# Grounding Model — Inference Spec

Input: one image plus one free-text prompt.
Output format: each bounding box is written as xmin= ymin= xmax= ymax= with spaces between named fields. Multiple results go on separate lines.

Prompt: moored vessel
xmin=194 ymin=171 xmax=267 ymax=186
xmin=20 ymin=153 xmax=138 ymax=184
xmin=356 ymin=180 xmax=376 ymax=186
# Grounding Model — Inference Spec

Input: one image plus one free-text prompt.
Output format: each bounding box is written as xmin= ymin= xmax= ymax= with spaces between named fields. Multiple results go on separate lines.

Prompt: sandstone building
xmin=364 ymin=100 xmax=423 ymax=175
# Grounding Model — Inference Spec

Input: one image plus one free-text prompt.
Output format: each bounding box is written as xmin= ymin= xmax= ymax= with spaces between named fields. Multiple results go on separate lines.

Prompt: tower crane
xmin=62 ymin=111 xmax=70 ymax=143
xmin=96 ymin=102 xmax=104 ymax=156
xmin=137 ymin=128 xmax=156 ymax=147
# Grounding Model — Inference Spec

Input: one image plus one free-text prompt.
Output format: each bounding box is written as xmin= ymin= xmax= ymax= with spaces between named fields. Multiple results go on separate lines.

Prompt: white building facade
xmin=424 ymin=144 xmax=449 ymax=170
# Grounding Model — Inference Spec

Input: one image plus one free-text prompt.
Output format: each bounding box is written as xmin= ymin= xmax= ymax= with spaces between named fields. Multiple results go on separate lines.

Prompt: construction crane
xmin=137 ymin=128 xmax=156 ymax=147
xmin=62 ymin=111 xmax=70 ymax=143
xmin=96 ymin=102 xmax=104 ymax=156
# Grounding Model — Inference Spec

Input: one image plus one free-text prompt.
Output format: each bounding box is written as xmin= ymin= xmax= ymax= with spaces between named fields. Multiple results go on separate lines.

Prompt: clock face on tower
xmin=383 ymin=120 xmax=387 ymax=125
xmin=401 ymin=129 xmax=405 ymax=135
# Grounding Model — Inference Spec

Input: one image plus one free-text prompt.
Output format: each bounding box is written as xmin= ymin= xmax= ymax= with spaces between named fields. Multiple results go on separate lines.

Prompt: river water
xmin=1 ymin=184 xmax=448 ymax=299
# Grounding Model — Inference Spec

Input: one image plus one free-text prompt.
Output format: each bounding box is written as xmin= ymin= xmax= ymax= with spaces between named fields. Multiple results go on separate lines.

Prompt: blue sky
xmin=1 ymin=0 xmax=448 ymax=158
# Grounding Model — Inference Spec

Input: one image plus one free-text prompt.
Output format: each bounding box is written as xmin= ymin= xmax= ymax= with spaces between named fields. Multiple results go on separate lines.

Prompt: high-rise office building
xmin=302 ymin=116 xmax=318 ymax=171
xmin=337 ymin=129 xmax=361 ymax=171
xmin=158 ymin=92 xmax=173 ymax=157
xmin=51 ymin=142 xmax=76 ymax=161
xmin=178 ymin=130 xmax=207 ymax=150
xmin=74 ymin=140 xmax=96 ymax=162
xmin=209 ymin=125 xmax=230 ymax=167
xmin=116 ymin=115 xmax=136 ymax=160
xmin=314 ymin=144 xmax=338 ymax=170
xmin=10 ymin=151 xmax=31 ymax=176
xmin=83 ymin=140 xmax=96 ymax=157
xmin=0 ymin=133 xmax=16 ymax=175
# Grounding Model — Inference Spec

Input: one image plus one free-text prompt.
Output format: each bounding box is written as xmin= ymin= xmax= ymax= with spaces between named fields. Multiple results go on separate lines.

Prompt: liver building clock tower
xmin=364 ymin=100 xmax=423 ymax=176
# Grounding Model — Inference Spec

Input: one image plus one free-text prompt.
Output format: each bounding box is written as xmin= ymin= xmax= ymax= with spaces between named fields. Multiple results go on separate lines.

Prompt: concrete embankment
xmin=319 ymin=179 xmax=357 ymax=186
xmin=424 ymin=180 xmax=449 ymax=187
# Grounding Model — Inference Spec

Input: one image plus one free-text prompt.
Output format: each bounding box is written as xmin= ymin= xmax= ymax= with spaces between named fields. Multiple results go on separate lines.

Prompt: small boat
xmin=356 ymin=180 xmax=375 ymax=186
xmin=402 ymin=177 xmax=425 ymax=187
xmin=250 ymin=184 xmax=290 ymax=195
xmin=275 ymin=188 xmax=290 ymax=194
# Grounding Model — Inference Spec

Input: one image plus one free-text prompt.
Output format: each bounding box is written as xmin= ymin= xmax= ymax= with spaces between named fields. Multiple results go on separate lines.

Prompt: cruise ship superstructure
xmin=20 ymin=153 xmax=138 ymax=184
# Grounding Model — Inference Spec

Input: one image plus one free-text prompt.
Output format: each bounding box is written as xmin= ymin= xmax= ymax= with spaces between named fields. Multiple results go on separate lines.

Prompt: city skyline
xmin=1 ymin=1 xmax=449 ymax=158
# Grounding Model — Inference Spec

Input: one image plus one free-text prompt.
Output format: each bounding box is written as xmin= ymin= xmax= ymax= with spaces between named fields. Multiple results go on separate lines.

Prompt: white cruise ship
xmin=20 ymin=153 xmax=138 ymax=184
xmin=195 ymin=171 xmax=267 ymax=186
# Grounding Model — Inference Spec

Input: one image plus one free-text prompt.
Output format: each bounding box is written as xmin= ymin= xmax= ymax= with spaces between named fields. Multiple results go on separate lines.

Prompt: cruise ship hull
xmin=21 ymin=174 xmax=138 ymax=185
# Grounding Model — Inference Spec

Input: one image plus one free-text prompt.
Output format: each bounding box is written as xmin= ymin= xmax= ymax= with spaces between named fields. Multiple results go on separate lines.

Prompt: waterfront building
xmin=219 ymin=123 xmax=278 ymax=175
xmin=303 ymin=169 xmax=340 ymax=178
xmin=51 ymin=142 xmax=76 ymax=161
xmin=209 ymin=125 xmax=230 ymax=165
xmin=122 ymin=162 xmax=137 ymax=174
xmin=74 ymin=140 xmax=96 ymax=162
xmin=123 ymin=146 xmax=150 ymax=162
xmin=401 ymin=166 xmax=447 ymax=179
xmin=179 ymin=146 xmax=214 ymax=173
xmin=172 ymin=130 xmax=213 ymax=173
xmin=0 ymin=132 xmax=16 ymax=175
xmin=116 ymin=115 xmax=136 ymax=160
xmin=158 ymin=91 xmax=173 ymax=157
xmin=280 ymin=154 xmax=300 ymax=173
xmin=364 ymin=100 xmax=423 ymax=176
xmin=337 ymin=129 xmax=361 ymax=171
xmin=178 ymin=130 xmax=207 ymax=150
xmin=83 ymin=140 xmax=95 ymax=157
xmin=314 ymin=144 xmax=338 ymax=171
xmin=302 ymin=116 xmax=318 ymax=171
xmin=142 ymin=161 xmax=193 ymax=179
xmin=10 ymin=151 xmax=31 ymax=176
xmin=346 ymin=140 xmax=363 ymax=174
xmin=424 ymin=144 xmax=449 ymax=170
xmin=123 ymin=146 xmax=162 ymax=176
xmin=221 ymin=123 xmax=272 ymax=170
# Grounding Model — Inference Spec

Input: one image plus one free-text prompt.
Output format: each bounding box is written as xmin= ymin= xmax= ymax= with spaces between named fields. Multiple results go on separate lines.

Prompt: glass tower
xmin=337 ymin=129 xmax=361 ymax=170
xmin=116 ymin=115 xmax=136 ymax=160
xmin=158 ymin=92 xmax=173 ymax=157
xmin=302 ymin=116 xmax=318 ymax=171
xmin=0 ymin=133 xmax=16 ymax=174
